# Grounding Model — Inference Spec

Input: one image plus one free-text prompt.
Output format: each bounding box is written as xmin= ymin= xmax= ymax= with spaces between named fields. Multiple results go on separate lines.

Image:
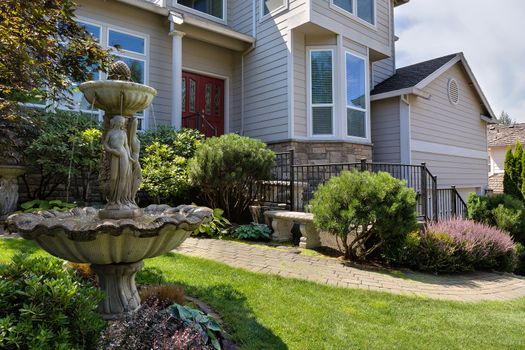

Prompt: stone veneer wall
xmin=267 ymin=141 xmax=373 ymax=165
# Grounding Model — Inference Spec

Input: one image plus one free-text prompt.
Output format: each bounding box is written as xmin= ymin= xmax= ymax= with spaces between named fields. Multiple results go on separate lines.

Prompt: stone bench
xmin=264 ymin=210 xmax=321 ymax=249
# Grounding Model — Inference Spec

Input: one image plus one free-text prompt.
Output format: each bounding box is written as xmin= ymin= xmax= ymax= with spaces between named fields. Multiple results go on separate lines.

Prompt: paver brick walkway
xmin=176 ymin=238 xmax=525 ymax=302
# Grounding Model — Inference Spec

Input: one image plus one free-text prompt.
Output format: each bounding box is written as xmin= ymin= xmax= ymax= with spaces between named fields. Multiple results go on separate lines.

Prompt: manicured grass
xmin=1 ymin=239 xmax=524 ymax=350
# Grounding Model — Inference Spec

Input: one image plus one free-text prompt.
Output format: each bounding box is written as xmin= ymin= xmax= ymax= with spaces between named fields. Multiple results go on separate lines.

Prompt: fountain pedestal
xmin=92 ymin=261 xmax=143 ymax=319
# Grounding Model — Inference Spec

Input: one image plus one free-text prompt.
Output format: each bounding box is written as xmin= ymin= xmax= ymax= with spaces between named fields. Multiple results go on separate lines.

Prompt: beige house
xmin=70 ymin=0 xmax=495 ymax=198
xmin=487 ymin=123 xmax=525 ymax=193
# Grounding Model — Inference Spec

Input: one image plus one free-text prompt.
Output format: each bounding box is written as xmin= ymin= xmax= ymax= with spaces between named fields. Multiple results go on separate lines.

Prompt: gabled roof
xmin=371 ymin=52 xmax=496 ymax=120
xmin=371 ymin=54 xmax=457 ymax=95
xmin=488 ymin=123 xmax=525 ymax=147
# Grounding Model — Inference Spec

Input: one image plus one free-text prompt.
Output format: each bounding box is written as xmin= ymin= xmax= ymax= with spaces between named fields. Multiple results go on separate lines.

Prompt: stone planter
xmin=0 ymin=165 xmax=26 ymax=220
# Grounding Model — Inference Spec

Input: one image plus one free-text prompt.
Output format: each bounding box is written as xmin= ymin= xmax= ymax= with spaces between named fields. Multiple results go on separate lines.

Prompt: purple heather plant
xmin=422 ymin=218 xmax=517 ymax=272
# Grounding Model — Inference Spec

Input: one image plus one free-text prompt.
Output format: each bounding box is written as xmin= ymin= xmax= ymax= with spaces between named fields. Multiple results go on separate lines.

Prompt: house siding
xmin=372 ymin=56 xmax=395 ymax=87
xmin=228 ymin=0 xmax=253 ymax=35
xmin=293 ymin=30 xmax=307 ymax=137
xmin=77 ymin=0 xmax=173 ymax=126
xmin=242 ymin=0 xmax=307 ymax=142
xmin=309 ymin=0 xmax=392 ymax=58
xmin=371 ymin=97 xmax=401 ymax=162
xmin=410 ymin=63 xmax=488 ymax=151
xmin=410 ymin=63 xmax=489 ymax=191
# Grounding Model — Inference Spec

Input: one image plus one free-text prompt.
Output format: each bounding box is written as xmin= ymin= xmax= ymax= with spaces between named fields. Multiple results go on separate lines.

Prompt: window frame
xmin=329 ymin=0 xmax=377 ymax=29
xmin=174 ymin=0 xmax=227 ymax=24
xmin=260 ymin=0 xmax=289 ymax=21
xmin=307 ymin=47 xmax=336 ymax=138
xmin=344 ymin=50 xmax=370 ymax=142
xmin=60 ymin=17 xmax=151 ymax=130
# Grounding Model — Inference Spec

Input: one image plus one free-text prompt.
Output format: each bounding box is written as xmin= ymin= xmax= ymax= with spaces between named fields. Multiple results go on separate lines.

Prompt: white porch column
xmin=169 ymin=29 xmax=185 ymax=129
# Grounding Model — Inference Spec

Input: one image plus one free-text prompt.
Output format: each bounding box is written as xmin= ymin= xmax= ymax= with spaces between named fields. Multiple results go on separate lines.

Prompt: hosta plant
xmin=231 ymin=223 xmax=271 ymax=241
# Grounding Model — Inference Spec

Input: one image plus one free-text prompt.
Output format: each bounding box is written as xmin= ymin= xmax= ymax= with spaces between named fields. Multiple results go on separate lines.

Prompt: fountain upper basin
xmin=8 ymin=204 xmax=212 ymax=265
xmin=79 ymin=80 xmax=157 ymax=116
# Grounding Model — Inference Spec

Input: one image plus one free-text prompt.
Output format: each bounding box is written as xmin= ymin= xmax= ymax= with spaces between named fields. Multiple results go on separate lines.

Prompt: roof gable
xmin=371 ymin=53 xmax=496 ymax=120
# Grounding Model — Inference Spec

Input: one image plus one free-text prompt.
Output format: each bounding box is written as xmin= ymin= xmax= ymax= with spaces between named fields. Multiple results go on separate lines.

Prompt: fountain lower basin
xmin=8 ymin=204 xmax=212 ymax=319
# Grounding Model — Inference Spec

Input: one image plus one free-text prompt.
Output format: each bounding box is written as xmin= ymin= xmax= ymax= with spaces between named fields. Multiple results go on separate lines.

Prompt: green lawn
xmin=1 ymin=238 xmax=524 ymax=350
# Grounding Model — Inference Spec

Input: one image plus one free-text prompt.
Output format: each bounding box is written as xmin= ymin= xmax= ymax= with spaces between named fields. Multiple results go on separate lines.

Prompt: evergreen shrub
xmin=0 ymin=254 xmax=105 ymax=350
xmin=188 ymin=134 xmax=275 ymax=222
xmin=309 ymin=170 xmax=417 ymax=261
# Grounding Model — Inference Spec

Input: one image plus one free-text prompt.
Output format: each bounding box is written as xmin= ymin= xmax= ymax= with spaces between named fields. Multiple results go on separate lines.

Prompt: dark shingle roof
xmin=488 ymin=123 xmax=525 ymax=147
xmin=371 ymin=53 xmax=458 ymax=95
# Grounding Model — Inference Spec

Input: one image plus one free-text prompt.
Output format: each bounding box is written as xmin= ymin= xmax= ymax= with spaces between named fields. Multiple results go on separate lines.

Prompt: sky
xmin=394 ymin=0 xmax=525 ymax=122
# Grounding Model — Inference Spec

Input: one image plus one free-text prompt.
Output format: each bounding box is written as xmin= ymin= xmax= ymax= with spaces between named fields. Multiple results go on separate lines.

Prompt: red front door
xmin=182 ymin=72 xmax=225 ymax=137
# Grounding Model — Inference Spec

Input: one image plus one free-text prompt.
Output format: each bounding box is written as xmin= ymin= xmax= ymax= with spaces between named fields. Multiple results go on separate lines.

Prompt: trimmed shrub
xmin=139 ymin=126 xmax=204 ymax=159
xmin=403 ymin=218 xmax=517 ymax=273
xmin=188 ymin=134 xmax=275 ymax=222
xmin=516 ymin=243 xmax=525 ymax=276
xmin=0 ymin=254 xmax=105 ymax=350
xmin=467 ymin=193 xmax=525 ymax=243
xmin=309 ymin=170 xmax=418 ymax=261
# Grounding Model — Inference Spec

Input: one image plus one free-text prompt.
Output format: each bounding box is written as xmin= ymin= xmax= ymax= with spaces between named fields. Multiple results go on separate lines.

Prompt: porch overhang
xmin=169 ymin=11 xmax=255 ymax=52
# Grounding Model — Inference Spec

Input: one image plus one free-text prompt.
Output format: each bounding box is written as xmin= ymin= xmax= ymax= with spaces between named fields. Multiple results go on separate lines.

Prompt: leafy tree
xmin=0 ymin=0 xmax=110 ymax=110
xmin=503 ymin=146 xmax=520 ymax=198
xmin=497 ymin=111 xmax=515 ymax=125
xmin=0 ymin=0 xmax=111 ymax=164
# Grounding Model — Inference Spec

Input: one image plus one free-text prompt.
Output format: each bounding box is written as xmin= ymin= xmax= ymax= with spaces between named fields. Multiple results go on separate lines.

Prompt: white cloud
xmin=394 ymin=0 xmax=525 ymax=121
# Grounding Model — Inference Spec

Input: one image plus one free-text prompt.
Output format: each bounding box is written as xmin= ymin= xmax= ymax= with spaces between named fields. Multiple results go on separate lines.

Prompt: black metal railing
xmin=254 ymin=150 xmax=468 ymax=221
xmin=181 ymin=112 xmax=218 ymax=137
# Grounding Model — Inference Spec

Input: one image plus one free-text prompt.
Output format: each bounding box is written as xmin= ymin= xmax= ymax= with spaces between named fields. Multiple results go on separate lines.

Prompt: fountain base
xmin=92 ymin=261 xmax=144 ymax=320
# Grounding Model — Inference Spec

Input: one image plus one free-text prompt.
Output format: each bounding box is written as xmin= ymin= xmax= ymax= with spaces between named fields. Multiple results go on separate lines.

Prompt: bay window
xmin=262 ymin=0 xmax=287 ymax=17
xmin=309 ymin=49 xmax=334 ymax=136
xmin=345 ymin=52 xmax=367 ymax=138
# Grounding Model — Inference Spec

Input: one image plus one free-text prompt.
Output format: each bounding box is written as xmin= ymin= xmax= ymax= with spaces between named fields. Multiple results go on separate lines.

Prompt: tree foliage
xmin=310 ymin=170 xmax=417 ymax=261
xmin=0 ymin=0 xmax=111 ymax=111
xmin=497 ymin=111 xmax=515 ymax=125
xmin=503 ymin=142 xmax=525 ymax=200
xmin=23 ymin=111 xmax=102 ymax=201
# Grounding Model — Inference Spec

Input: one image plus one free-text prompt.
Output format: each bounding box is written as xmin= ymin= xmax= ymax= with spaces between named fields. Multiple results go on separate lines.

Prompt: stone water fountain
xmin=8 ymin=62 xmax=213 ymax=320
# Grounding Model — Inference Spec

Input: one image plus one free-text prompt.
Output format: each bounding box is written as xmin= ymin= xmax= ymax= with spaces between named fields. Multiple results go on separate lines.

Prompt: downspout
xmin=240 ymin=0 xmax=257 ymax=135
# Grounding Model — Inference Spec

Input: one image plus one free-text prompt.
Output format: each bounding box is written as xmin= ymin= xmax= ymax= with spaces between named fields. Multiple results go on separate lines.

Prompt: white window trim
xmin=329 ymin=0 xmax=377 ymax=30
xmin=307 ymin=47 xmax=336 ymax=138
xmin=259 ymin=0 xmax=289 ymax=22
xmin=72 ymin=17 xmax=151 ymax=130
xmin=343 ymin=50 xmax=370 ymax=143
xmin=173 ymin=0 xmax=227 ymax=24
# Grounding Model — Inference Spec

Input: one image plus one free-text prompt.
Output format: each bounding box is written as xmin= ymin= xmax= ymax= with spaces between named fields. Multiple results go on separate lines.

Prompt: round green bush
xmin=309 ymin=170 xmax=418 ymax=261
xmin=0 ymin=254 xmax=105 ymax=350
xmin=188 ymin=134 xmax=275 ymax=222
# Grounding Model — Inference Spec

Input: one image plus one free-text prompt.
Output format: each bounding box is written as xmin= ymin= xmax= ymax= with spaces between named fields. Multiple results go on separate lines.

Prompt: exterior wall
xmin=293 ymin=30 xmax=307 ymax=137
xmin=372 ymin=56 xmax=395 ymax=87
xmin=310 ymin=0 xmax=392 ymax=58
xmin=241 ymin=0 xmax=308 ymax=142
xmin=268 ymin=141 xmax=372 ymax=165
xmin=371 ymin=97 xmax=401 ymax=163
xmin=409 ymin=63 xmax=489 ymax=191
xmin=77 ymin=0 xmax=173 ymax=126
xmin=228 ymin=0 xmax=254 ymax=36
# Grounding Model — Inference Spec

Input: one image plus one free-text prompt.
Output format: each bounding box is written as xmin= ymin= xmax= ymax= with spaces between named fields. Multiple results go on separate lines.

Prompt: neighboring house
xmin=487 ymin=123 xmax=525 ymax=193
xmin=70 ymin=0 xmax=494 ymax=198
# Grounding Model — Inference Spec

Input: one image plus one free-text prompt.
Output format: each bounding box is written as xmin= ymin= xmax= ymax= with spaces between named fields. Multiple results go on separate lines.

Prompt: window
xmin=331 ymin=0 xmax=375 ymax=25
xmin=345 ymin=52 xmax=367 ymax=138
xmin=309 ymin=49 xmax=334 ymax=136
xmin=64 ymin=20 xmax=149 ymax=129
xmin=262 ymin=0 xmax=286 ymax=17
xmin=176 ymin=0 xmax=224 ymax=20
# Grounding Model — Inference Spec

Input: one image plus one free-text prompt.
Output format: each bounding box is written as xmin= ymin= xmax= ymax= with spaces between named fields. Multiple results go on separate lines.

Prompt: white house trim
xmin=399 ymin=95 xmax=411 ymax=163
xmin=173 ymin=0 xmax=227 ymax=24
xmin=169 ymin=28 xmax=185 ymax=129
xmin=259 ymin=0 xmax=289 ymax=22
xmin=411 ymin=140 xmax=488 ymax=160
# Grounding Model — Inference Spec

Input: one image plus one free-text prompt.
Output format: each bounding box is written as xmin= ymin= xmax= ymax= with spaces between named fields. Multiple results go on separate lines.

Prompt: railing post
xmin=451 ymin=185 xmax=457 ymax=217
xmin=420 ymin=163 xmax=428 ymax=220
xmin=289 ymin=149 xmax=295 ymax=211
xmin=360 ymin=158 xmax=367 ymax=172
xmin=432 ymin=176 xmax=438 ymax=221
